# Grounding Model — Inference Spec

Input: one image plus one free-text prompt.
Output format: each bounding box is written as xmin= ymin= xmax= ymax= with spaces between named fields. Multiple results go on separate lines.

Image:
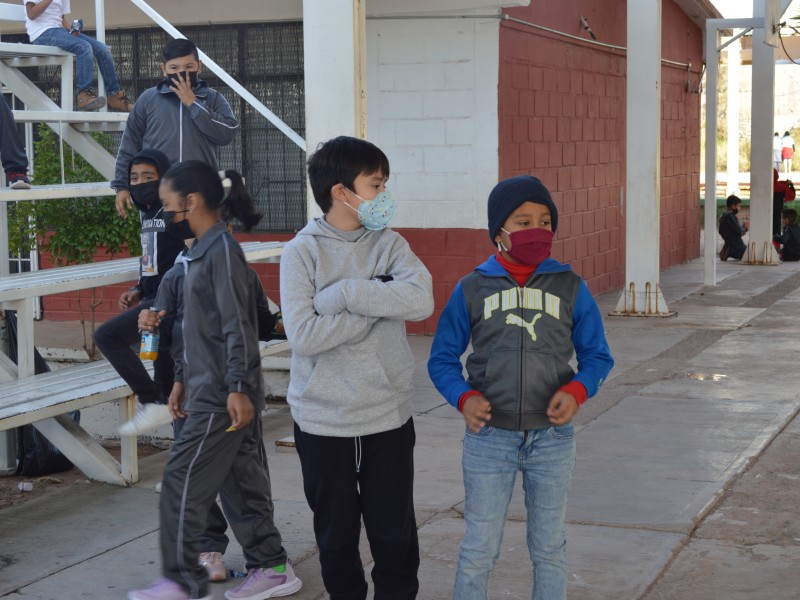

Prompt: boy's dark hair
xmin=163 ymin=38 xmax=199 ymax=62
xmin=162 ymin=160 xmax=262 ymax=232
xmin=726 ymin=194 xmax=741 ymax=209
xmin=307 ymin=136 xmax=390 ymax=213
xmin=782 ymin=208 xmax=798 ymax=223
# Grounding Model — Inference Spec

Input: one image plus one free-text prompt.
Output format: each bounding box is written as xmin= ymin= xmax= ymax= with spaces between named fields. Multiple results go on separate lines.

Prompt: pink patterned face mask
xmin=498 ymin=228 xmax=554 ymax=265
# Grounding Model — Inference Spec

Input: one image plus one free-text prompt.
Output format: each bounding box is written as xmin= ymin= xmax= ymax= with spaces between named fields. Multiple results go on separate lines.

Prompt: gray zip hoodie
xmin=280 ymin=218 xmax=434 ymax=437
xmin=181 ymin=223 xmax=264 ymax=414
xmin=112 ymin=80 xmax=239 ymax=191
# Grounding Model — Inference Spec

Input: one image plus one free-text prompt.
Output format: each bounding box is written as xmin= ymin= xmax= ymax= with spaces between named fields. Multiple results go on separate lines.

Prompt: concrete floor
xmin=2 ymin=253 xmax=800 ymax=599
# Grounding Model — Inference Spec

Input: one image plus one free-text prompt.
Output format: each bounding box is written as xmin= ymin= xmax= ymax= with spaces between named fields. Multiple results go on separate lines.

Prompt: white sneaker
xmin=119 ymin=404 xmax=172 ymax=435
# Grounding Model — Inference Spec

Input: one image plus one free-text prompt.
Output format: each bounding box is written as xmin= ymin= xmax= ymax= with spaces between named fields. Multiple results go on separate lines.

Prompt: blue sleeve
xmin=427 ymin=282 xmax=473 ymax=408
xmin=570 ymin=280 xmax=614 ymax=397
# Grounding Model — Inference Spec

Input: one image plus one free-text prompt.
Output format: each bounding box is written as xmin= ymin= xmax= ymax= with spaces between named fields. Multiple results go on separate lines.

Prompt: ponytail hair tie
xmin=218 ymin=170 xmax=232 ymax=203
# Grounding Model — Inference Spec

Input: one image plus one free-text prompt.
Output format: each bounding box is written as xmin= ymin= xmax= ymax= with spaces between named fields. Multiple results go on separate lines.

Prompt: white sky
xmin=713 ymin=0 xmax=800 ymax=18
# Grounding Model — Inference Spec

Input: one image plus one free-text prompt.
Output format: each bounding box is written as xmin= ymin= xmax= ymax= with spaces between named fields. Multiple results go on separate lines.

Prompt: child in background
xmin=428 ymin=175 xmax=614 ymax=600
xmin=128 ymin=160 xmax=301 ymax=600
xmin=718 ymin=194 xmax=748 ymax=262
xmin=280 ymin=136 xmax=433 ymax=599
xmin=94 ymin=149 xmax=184 ymax=435
xmin=773 ymin=208 xmax=800 ymax=262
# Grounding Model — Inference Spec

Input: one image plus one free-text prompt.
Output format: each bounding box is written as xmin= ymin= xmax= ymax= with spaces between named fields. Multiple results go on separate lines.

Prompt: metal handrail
xmin=94 ymin=0 xmax=306 ymax=151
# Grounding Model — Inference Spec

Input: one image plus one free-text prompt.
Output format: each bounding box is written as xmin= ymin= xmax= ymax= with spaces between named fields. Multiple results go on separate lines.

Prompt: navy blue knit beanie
xmin=487 ymin=175 xmax=558 ymax=242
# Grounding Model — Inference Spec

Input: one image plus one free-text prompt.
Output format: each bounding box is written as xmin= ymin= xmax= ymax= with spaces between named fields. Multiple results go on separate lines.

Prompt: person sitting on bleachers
xmin=0 ymin=95 xmax=31 ymax=189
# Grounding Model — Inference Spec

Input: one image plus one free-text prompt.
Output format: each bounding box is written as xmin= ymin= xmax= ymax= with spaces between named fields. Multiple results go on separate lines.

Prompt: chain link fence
xmin=5 ymin=22 xmax=307 ymax=232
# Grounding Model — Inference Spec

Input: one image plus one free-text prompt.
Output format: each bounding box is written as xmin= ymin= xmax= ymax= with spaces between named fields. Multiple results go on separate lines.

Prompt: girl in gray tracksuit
xmin=128 ymin=160 xmax=301 ymax=600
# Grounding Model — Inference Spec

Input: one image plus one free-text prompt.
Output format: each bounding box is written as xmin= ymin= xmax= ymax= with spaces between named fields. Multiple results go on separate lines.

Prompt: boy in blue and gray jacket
xmin=428 ymin=175 xmax=614 ymax=600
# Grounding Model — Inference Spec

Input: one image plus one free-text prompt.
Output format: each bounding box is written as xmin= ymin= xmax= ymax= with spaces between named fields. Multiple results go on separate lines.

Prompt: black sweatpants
xmin=294 ymin=417 xmax=420 ymax=600
xmin=94 ymin=302 xmax=173 ymax=404
xmin=172 ymin=417 xmax=230 ymax=554
xmin=160 ymin=412 xmax=287 ymax=598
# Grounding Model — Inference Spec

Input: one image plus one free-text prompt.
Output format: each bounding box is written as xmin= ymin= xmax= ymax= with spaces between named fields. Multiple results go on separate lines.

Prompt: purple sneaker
xmin=128 ymin=577 xmax=211 ymax=600
xmin=223 ymin=563 xmax=302 ymax=599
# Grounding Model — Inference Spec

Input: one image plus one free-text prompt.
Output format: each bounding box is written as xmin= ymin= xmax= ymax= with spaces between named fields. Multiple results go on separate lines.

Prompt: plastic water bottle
xmin=139 ymin=308 xmax=159 ymax=361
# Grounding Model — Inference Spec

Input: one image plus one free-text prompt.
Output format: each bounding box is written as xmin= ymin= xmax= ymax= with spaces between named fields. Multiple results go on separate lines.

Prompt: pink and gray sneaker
xmin=128 ymin=577 xmax=210 ymax=600
xmin=223 ymin=562 xmax=302 ymax=599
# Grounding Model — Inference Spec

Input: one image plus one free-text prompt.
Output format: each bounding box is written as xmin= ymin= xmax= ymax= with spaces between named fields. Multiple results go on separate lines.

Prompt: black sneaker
xmin=7 ymin=172 xmax=31 ymax=189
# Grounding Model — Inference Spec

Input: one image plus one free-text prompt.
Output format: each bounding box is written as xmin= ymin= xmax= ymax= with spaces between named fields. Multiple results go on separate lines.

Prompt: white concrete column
xmin=725 ymin=38 xmax=741 ymax=197
xmin=704 ymin=25 xmax=720 ymax=285
xmin=747 ymin=0 xmax=779 ymax=264
xmin=302 ymin=0 xmax=367 ymax=220
xmin=615 ymin=0 xmax=670 ymax=315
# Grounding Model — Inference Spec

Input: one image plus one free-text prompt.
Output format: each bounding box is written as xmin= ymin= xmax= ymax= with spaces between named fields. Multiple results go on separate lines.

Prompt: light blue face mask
xmin=345 ymin=189 xmax=396 ymax=230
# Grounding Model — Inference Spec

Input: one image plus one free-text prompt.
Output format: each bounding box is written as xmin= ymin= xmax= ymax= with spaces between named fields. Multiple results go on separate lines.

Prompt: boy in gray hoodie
xmin=280 ymin=136 xmax=434 ymax=600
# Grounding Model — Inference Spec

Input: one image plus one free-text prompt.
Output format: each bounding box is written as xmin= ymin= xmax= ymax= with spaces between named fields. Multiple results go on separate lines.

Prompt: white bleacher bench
xmin=0 ymin=360 xmax=147 ymax=486
xmin=0 ymin=341 xmax=291 ymax=487
xmin=0 ymin=241 xmax=288 ymax=485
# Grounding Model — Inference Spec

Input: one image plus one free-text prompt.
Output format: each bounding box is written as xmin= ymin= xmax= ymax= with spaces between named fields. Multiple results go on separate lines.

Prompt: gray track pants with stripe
xmin=159 ymin=411 xmax=287 ymax=598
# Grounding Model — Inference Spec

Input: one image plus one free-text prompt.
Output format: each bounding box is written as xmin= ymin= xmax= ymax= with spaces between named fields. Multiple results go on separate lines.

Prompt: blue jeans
xmin=455 ymin=424 xmax=576 ymax=600
xmin=33 ymin=28 xmax=120 ymax=94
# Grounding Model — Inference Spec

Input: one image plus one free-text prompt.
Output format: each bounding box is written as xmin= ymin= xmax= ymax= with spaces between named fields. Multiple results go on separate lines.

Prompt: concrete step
xmin=12 ymin=110 xmax=128 ymax=132
xmin=0 ymin=182 xmax=114 ymax=202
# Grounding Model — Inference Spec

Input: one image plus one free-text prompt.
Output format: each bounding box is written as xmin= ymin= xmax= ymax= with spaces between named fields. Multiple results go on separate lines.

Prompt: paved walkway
xmin=3 ymin=255 xmax=800 ymax=599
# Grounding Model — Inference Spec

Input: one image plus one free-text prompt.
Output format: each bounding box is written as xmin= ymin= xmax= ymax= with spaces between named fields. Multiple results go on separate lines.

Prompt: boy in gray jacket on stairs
xmin=280 ymin=136 xmax=434 ymax=600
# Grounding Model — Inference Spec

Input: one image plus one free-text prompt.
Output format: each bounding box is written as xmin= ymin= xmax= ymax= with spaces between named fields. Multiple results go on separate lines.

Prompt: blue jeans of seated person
xmin=455 ymin=424 xmax=576 ymax=600
xmin=33 ymin=28 xmax=121 ymax=95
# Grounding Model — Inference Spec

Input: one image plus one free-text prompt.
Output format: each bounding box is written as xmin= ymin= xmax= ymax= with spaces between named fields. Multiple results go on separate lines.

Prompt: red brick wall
xmin=500 ymin=0 xmax=702 ymax=294
xmin=40 ymin=229 xmax=489 ymax=336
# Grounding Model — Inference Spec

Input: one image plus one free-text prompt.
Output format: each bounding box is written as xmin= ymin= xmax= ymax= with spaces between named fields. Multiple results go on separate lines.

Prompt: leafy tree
xmin=8 ymin=125 xmax=141 ymax=357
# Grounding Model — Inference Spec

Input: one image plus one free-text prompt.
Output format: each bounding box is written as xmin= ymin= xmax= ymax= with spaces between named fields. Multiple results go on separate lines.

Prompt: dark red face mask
xmin=501 ymin=228 xmax=554 ymax=265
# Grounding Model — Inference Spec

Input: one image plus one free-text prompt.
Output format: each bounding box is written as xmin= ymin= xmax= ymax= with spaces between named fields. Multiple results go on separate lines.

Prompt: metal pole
xmin=95 ymin=0 xmax=106 ymax=99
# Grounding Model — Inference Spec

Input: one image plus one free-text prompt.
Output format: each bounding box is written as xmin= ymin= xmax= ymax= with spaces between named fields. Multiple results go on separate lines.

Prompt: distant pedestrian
xmin=774 ymin=132 xmax=782 ymax=171
xmin=428 ymin=175 xmax=614 ymax=600
xmin=782 ymin=131 xmax=795 ymax=173
xmin=773 ymin=168 xmax=796 ymax=236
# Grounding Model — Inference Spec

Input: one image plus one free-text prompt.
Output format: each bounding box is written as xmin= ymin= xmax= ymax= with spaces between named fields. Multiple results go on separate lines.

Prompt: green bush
xmin=8 ymin=125 xmax=141 ymax=356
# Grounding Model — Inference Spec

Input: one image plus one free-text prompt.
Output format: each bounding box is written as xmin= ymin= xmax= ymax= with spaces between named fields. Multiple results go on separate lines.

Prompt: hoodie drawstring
xmin=354 ymin=437 xmax=362 ymax=473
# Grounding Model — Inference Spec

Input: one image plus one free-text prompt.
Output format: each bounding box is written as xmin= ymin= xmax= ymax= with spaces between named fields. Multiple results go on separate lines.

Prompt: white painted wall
xmin=366 ymin=16 xmax=500 ymax=229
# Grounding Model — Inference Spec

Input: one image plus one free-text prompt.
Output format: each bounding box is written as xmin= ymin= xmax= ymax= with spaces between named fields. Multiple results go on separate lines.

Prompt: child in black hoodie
xmin=774 ymin=208 xmax=800 ymax=261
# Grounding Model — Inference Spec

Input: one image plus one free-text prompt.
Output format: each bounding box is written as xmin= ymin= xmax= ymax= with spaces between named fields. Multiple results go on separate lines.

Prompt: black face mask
xmin=163 ymin=71 xmax=199 ymax=89
xmin=732 ymin=208 xmax=739 ymax=215
xmin=129 ymin=180 xmax=161 ymax=212
xmin=163 ymin=209 xmax=194 ymax=240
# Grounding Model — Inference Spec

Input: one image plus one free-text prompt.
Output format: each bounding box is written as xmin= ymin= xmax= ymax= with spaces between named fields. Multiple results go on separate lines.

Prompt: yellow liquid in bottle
xmin=140 ymin=333 xmax=159 ymax=360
